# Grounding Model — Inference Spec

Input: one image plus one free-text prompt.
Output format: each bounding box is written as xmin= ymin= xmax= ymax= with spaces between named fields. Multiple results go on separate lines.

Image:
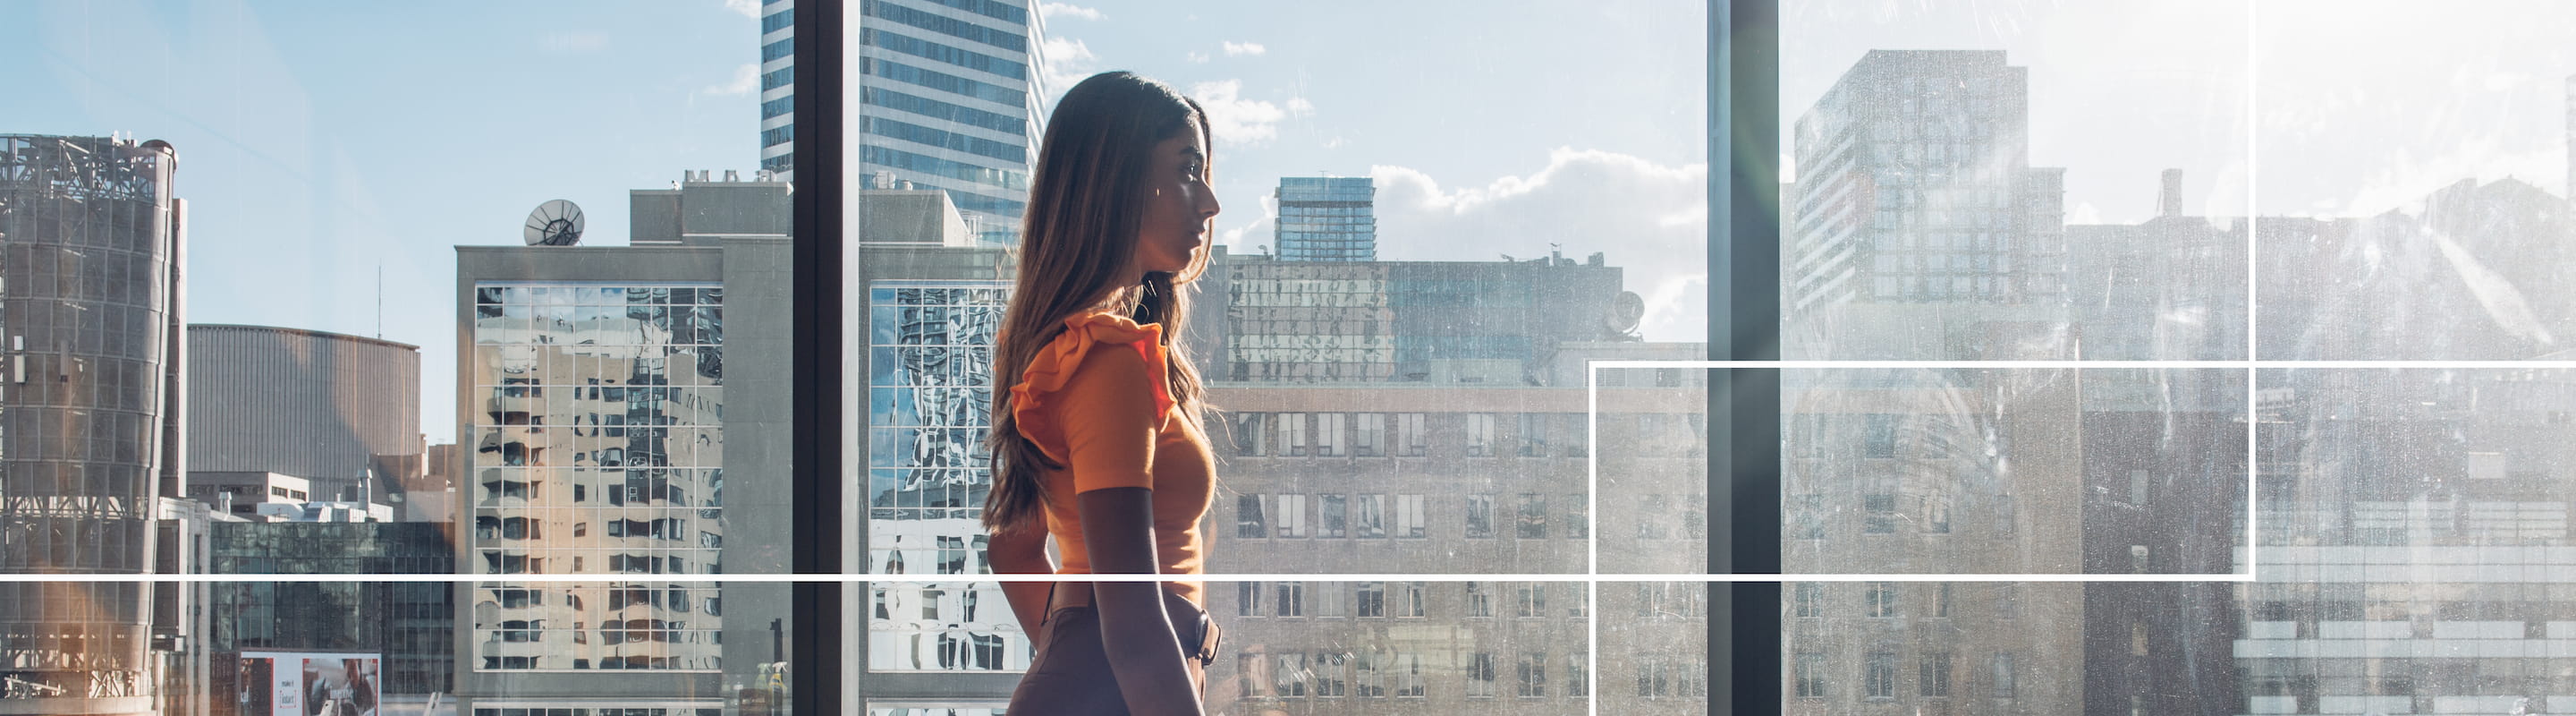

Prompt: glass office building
xmin=0 ymin=134 xmax=186 ymax=715
xmin=1274 ymin=176 xmax=1377 ymax=262
xmin=765 ymin=0 xmax=1049 ymax=244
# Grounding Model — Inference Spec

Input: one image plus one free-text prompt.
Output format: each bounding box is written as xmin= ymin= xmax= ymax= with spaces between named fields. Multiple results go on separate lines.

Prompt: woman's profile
xmin=983 ymin=71 xmax=1224 ymax=715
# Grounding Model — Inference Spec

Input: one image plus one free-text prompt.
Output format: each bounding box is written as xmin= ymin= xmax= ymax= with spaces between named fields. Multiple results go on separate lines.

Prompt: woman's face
xmin=1132 ymin=120 xmax=1221 ymax=277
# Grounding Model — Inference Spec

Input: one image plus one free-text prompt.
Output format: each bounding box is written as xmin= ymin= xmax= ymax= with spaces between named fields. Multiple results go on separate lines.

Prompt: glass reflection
xmin=866 ymin=282 xmax=1021 ymax=672
xmin=468 ymin=282 xmax=725 ymax=671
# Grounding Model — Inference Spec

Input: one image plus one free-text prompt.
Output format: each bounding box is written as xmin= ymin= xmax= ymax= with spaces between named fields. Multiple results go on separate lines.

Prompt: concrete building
xmin=0 ymin=134 xmax=187 ymax=715
xmin=2237 ymin=369 xmax=2576 ymax=715
xmin=1784 ymin=50 xmax=2071 ymax=360
xmin=1191 ymin=246 xmax=1642 ymax=384
xmin=450 ymin=174 xmax=797 ymax=715
xmin=1273 ymin=176 xmax=1377 ymax=261
xmin=2062 ymin=170 xmax=2249 ymax=361
xmin=186 ymin=324 xmax=424 ymax=515
xmin=763 ymin=0 xmax=1051 ymax=244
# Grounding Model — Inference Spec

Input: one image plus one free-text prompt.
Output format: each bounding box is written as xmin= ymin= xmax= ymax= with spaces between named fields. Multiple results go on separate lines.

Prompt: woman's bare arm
xmin=1079 ymin=486 xmax=1204 ymax=716
xmin=985 ymin=526 xmax=1056 ymax=644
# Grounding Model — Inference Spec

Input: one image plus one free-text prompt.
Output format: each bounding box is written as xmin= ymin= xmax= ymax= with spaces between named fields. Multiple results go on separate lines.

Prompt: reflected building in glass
xmin=1274 ymin=176 xmax=1377 ymax=261
xmin=0 ymin=134 xmax=187 ymax=715
xmin=1784 ymin=50 xmax=2071 ymax=360
xmin=451 ymin=173 xmax=796 ymax=716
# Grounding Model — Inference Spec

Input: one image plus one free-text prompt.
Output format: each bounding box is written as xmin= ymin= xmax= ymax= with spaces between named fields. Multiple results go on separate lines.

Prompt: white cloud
xmin=1039 ymin=2 xmax=1103 ymax=21
xmin=1367 ymin=149 xmax=1711 ymax=341
xmin=1186 ymin=51 xmax=1210 ymax=64
xmin=705 ymin=63 xmax=759 ymax=96
xmin=1222 ymin=40 xmax=1267 ymax=56
xmin=1040 ymin=37 xmax=1098 ymax=102
xmin=722 ymin=0 xmax=758 ymax=18
xmin=539 ymin=30 xmax=610 ymax=55
xmin=1285 ymin=97 xmax=1315 ymax=116
xmin=1189 ymin=80 xmax=1286 ymax=145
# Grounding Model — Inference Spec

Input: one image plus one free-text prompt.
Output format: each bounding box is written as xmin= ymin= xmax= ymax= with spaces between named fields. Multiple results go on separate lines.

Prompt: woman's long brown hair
xmin=982 ymin=72 xmax=1212 ymax=535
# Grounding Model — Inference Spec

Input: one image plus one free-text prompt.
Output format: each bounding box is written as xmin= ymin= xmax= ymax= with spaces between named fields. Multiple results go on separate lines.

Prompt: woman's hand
xmin=1080 ymin=486 xmax=1205 ymax=716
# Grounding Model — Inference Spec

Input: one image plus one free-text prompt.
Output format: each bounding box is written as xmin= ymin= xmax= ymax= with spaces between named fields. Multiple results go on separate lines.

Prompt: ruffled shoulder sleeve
xmin=1009 ymin=311 xmax=1175 ymax=466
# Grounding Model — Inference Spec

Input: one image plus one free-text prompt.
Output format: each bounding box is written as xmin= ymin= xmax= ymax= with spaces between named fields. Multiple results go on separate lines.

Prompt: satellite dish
xmin=523 ymin=200 xmax=586 ymax=246
xmin=1606 ymin=291 xmax=1646 ymax=334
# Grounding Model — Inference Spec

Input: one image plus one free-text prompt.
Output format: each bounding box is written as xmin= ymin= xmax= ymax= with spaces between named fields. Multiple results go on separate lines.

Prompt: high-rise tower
xmin=1273 ymin=176 xmax=1377 ymax=261
xmin=762 ymin=0 xmax=1050 ymax=244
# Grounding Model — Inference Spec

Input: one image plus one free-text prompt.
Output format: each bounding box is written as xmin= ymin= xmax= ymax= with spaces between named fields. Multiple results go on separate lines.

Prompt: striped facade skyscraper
xmin=760 ymin=0 xmax=1050 ymax=245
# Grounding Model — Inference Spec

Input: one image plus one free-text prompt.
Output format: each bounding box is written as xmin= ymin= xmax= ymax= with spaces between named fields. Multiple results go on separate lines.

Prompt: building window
xmin=1559 ymin=413 xmax=1589 ymax=457
xmin=1567 ymin=653 xmax=1589 ymax=698
xmin=1396 ymin=413 xmax=1428 ymax=456
xmin=1516 ymin=493 xmax=1547 ymax=539
xmin=1795 ymin=652 xmax=1827 ymax=698
xmin=1637 ymin=494 xmax=1671 ymax=539
xmin=1991 ymin=652 xmax=2016 ymax=698
xmin=1935 ymin=583 xmax=1953 ymax=618
xmin=1274 ymin=494 xmax=1307 ymax=539
xmin=1394 ymin=494 xmax=1427 ymax=538
xmin=1567 ymin=586 xmax=1589 ymax=618
xmin=1636 ymin=656 xmax=1671 ymax=698
xmin=1921 ymin=651 xmax=1953 ymax=698
xmin=1275 ymin=581 xmax=1304 ymax=618
xmin=1233 ymin=413 xmax=1267 ymax=456
xmin=1319 ymin=494 xmax=1348 ymax=538
xmin=1795 ymin=494 xmax=1826 ymax=540
xmin=1567 ymin=492 xmax=1589 ymax=538
xmin=1316 ymin=412 xmax=1347 ymax=456
xmin=1239 ymin=654 xmax=1267 ymax=697
xmin=1356 ymin=582 xmax=1385 ymax=618
xmin=1356 ymin=495 xmax=1388 ymax=538
xmin=1464 ymin=495 xmax=1495 ymax=538
xmin=1355 ymin=413 xmax=1386 ymax=456
xmin=1398 ymin=581 xmax=1428 ymax=618
xmin=1924 ymin=494 xmax=1952 ymax=533
xmin=1793 ymin=583 xmax=1824 ymax=618
xmin=1394 ymin=652 xmax=1427 ymax=697
xmin=1864 ymin=492 xmax=1897 ymax=533
xmin=1866 ymin=650 xmax=1898 ymax=699
xmin=1277 ymin=412 xmax=1309 ymax=456
xmin=1867 ymin=582 xmax=1899 ymax=618
xmin=1517 ymin=413 xmax=1546 ymax=456
xmin=1517 ymin=652 xmax=1546 ymax=698
xmin=1237 ymin=581 xmax=1262 ymax=618
xmin=1237 ymin=494 xmax=1267 ymax=538
xmin=1312 ymin=581 xmax=1346 ymax=617
xmin=1355 ymin=652 xmax=1385 ymax=697
xmin=1864 ymin=413 xmax=1899 ymax=457
xmin=1314 ymin=652 xmax=1348 ymax=697
xmin=1466 ymin=652 xmax=1497 ymax=698
xmin=1276 ymin=653 xmax=1309 ymax=697
xmin=1465 ymin=413 xmax=1496 ymax=456
xmin=1465 ymin=581 xmax=1492 ymax=618
xmin=1515 ymin=583 xmax=1546 ymax=618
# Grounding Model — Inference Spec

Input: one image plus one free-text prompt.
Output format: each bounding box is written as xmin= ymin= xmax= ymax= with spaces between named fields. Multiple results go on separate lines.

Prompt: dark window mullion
xmin=1712 ymin=0 xmax=1783 ymax=714
xmin=792 ymin=0 xmax=848 ymax=712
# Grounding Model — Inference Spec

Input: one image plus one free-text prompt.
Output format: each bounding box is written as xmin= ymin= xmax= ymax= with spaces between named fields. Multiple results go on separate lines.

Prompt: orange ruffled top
xmin=1010 ymin=311 xmax=1216 ymax=606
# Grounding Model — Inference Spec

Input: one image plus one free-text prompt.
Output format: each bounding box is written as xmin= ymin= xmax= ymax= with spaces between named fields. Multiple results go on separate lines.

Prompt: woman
xmin=984 ymin=71 xmax=1224 ymax=716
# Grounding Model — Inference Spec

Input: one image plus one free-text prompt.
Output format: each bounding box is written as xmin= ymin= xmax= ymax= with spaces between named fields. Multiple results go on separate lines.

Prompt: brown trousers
xmin=1007 ymin=584 xmax=1222 ymax=714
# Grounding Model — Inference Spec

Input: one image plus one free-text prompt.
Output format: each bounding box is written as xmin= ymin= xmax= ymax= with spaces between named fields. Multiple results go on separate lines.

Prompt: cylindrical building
xmin=186 ymin=324 xmax=422 ymax=509
xmin=0 ymin=134 xmax=184 ymax=714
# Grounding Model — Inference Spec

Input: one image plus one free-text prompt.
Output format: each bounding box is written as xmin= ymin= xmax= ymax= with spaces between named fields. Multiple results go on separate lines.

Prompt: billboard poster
xmin=235 ymin=652 xmax=382 ymax=716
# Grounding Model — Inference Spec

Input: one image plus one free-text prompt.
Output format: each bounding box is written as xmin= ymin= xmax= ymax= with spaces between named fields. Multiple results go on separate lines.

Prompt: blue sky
xmin=9 ymin=1 xmax=2573 ymax=442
